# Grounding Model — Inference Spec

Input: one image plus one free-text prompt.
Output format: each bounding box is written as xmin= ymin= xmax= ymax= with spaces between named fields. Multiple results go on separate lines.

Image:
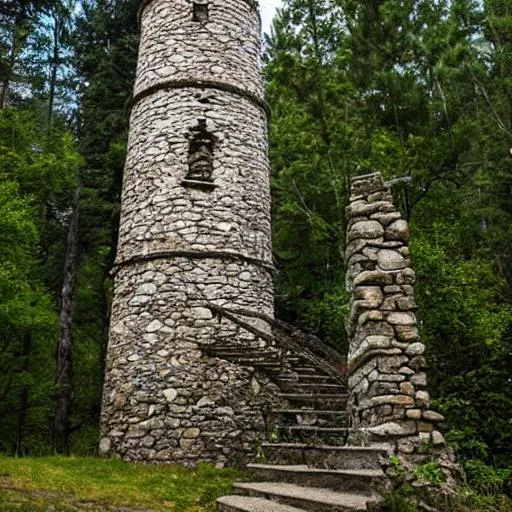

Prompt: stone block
xmin=387 ymin=312 xmax=417 ymax=325
xmin=395 ymin=325 xmax=420 ymax=341
xmin=349 ymin=220 xmax=385 ymax=240
xmin=406 ymin=409 xmax=422 ymax=420
xmin=378 ymin=249 xmax=409 ymax=271
xmin=386 ymin=219 xmax=409 ymax=242
xmin=354 ymin=270 xmax=394 ymax=287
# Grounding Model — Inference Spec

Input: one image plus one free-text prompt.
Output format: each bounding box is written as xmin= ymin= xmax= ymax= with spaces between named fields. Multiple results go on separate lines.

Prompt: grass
xmin=0 ymin=456 xmax=244 ymax=511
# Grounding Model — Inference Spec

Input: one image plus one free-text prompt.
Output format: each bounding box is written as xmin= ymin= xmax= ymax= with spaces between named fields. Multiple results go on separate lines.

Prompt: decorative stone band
xmin=344 ymin=172 xmax=453 ymax=470
xmin=138 ymin=0 xmax=261 ymax=27
xmin=131 ymin=79 xmax=270 ymax=117
xmin=112 ymin=249 xmax=275 ymax=276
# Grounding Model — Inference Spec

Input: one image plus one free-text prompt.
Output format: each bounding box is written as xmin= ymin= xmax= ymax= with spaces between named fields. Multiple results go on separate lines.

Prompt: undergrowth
xmin=380 ymin=458 xmax=512 ymax=512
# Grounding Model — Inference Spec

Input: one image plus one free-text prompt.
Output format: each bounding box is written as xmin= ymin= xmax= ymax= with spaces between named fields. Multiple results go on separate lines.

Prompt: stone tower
xmin=100 ymin=0 xmax=275 ymax=466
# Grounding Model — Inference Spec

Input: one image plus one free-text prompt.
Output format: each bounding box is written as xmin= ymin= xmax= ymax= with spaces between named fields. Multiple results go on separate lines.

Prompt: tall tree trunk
xmin=15 ymin=332 xmax=32 ymax=455
xmin=54 ymin=187 xmax=80 ymax=455
xmin=0 ymin=30 xmax=18 ymax=109
xmin=0 ymin=7 xmax=31 ymax=109
xmin=48 ymin=13 xmax=61 ymax=128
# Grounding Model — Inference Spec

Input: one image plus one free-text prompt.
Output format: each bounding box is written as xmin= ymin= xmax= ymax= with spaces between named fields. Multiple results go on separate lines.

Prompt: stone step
xmin=233 ymin=481 xmax=377 ymax=512
xmin=292 ymin=367 xmax=317 ymax=374
xmin=208 ymin=346 xmax=276 ymax=353
xmin=278 ymin=382 xmax=347 ymax=394
xmin=275 ymin=425 xmax=349 ymax=442
xmin=273 ymin=410 xmax=348 ymax=430
xmin=261 ymin=443 xmax=387 ymax=470
xmin=247 ymin=464 xmax=385 ymax=494
xmin=278 ymin=393 xmax=349 ymax=409
xmin=283 ymin=356 xmax=304 ymax=364
xmin=213 ymin=351 xmax=280 ymax=357
xmin=217 ymin=495 xmax=305 ymax=512
xmin=213 ymin=354 xmax=282 ymax=363
xmin=285 ymin=374 xmax=339 ymax=384
xmin=272 ymin=408 xmax=348 ymax=421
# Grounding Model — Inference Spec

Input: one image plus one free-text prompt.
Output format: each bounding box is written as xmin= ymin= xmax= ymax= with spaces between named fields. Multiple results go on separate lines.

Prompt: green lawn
xmin=0 ymin=456 xmax=243 ymax=511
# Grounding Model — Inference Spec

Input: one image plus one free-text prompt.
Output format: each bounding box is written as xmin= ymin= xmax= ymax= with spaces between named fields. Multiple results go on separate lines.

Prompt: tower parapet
xmin=100 ymin=0 xmax=275 ymax=466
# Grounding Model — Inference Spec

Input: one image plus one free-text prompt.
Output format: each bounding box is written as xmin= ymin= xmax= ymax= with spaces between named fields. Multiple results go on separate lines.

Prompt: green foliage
xmin=414 ymin=461 xmax=447 ymax=487
xmin=465 ymin=460 xmax=512 ymax=495
xmin=380 ymin=483 xmax=512 ymax=512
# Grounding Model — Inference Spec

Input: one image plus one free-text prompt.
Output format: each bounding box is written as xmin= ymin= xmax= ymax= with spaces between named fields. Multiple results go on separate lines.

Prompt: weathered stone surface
xmin=348 ymin=200 xmax=395 ymax=217
xmin=355 ymin=287 xmax=384 ymax=308
xmin=183 ymin=428 xmax=201 ymax=439
xmin=423 ymin=410 xmax=445 ymax=422
xmin=405 ymin=342 xmax=425 ymax=356
xmin=432 ymin=430 xmax=446 ymax=445
xmin=400 ymin=382 xmax=415 ymax=396
xmin=99 ymin=437 xmax=111 ymax=454
xmin=395 ymin=325 xmax=420 ymax=342
xmin=348 ymin=220 xmax=385 ymax=240
xmin=396 ymin=296 xmax=417 ymax=310
xmin=386 ymin=219 xmax=409 ymax=242
xmin=411 ymin=372 xmax=427 ymax=387
xmin=387 ymin=312 xmax=417 ymax=325
xmin=163 ymin=388 xmax=178 ymax=403
xmin=371 ymin=211 xmax=402 ymax=226
xmin=100 ymin=0 xmax=280 ymax=466
xmin=377 ymin=250 xmax=408 ymax=271
xmin=345 ymin=173 xmax=452 ymax=475
xmin=378 ymin=355 xmax=409 ymax=373
xmin=409 ymin=356 xmax=427 ymax=370
xmin=406 ymin=409 xmax=422 ymax=420
xmin=354 ymin=270 xmax=393 ymax=287
xmin=416 ymin=390 xmax=430 ymax=407
xmin=396 ymin=268 xmax=416 ymax=285
xmin=371 ymin=394 xmax=415 ymax=407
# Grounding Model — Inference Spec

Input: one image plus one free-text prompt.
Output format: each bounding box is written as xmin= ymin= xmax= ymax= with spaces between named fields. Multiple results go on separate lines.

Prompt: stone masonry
xmin=345 ymin=173 xmax=457 ymax=478
xmin=99 ymin=0 xmax=277 ymax=466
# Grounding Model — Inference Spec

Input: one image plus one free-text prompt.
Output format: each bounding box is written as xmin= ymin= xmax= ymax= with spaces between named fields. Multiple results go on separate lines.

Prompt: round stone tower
xmin=99 ymin=0 xmax=275 ymax=466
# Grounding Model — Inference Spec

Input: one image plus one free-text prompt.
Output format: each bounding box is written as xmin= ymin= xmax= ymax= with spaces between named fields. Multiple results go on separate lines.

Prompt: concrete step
xmin=217 ymin=495 xmax=305 ymax=512
xmin=278 ymin=393 xmax=349 ymax=409
xmin=233 ymin=481 xmax=378 ymax=512
xmin=247 ymin=463 xmax=385 ymax=494
xmin=262 ymin=443 xmax=387 ymax=470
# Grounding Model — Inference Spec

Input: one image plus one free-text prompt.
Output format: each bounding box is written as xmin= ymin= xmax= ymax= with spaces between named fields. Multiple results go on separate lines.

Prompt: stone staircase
xmin=206 ymin=308 xmax=387 ymax=512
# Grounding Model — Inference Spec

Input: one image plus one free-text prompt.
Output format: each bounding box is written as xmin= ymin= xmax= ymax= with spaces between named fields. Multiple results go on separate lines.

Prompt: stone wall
xmin=345 ymin=173 xmax=455 ymax=474
xmin=135 ymin=0 xmax=263 ymax=101
xmin=117 ymin=87 xmax=272 ymax=265
xmin=99 ymin=0 xmax=277 ymax=466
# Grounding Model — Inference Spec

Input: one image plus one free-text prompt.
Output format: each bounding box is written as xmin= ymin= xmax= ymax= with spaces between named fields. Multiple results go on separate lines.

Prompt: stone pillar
xmin=345 ymin=173 xmax=452 ymax=471
xmin=99 ymin=0 xmax=275 ymax=466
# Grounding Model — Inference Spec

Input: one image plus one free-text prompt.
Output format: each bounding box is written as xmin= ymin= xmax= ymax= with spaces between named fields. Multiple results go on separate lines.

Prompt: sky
xmin=260 ymin=0 xmax=282 ymax=36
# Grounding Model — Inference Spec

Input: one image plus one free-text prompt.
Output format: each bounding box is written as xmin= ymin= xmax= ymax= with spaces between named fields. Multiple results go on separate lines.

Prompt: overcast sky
xmin=260 ymin=0 xmax=282 ymax=36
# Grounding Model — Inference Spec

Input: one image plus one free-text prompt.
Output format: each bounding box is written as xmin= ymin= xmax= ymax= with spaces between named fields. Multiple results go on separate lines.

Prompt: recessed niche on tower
xmin=192 ymin=3 xmax=209 ymax=23
xmin=182 ymin=119 xmax=218 ymax=191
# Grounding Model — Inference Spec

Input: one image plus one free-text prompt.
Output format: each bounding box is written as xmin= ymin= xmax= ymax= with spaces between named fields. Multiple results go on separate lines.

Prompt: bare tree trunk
xmin=15 ymin=332 xmax=32 ymax=455
xmin=54 ymin=187 xmax=80 ymax=455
